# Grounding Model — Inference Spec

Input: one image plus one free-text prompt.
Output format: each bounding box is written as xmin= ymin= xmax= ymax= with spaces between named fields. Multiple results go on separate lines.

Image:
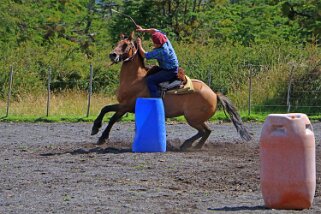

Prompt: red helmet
xmin=152 ymin=32 xmax=167 ymax=45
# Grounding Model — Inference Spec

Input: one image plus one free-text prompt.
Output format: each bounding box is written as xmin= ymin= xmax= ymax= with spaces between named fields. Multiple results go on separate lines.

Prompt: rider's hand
xmin=136 ymin=37 xmax=142 ymax=46
xmin=136 ymin=25 xmax=144 ymax=32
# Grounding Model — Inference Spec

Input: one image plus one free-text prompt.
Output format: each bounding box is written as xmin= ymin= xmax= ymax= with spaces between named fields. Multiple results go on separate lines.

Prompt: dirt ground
xmin=0 ymin=121 xmax=320 ymax=214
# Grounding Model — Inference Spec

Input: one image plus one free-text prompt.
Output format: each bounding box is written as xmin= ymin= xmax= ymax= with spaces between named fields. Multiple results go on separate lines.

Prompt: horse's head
xmin=109 ymin=31 xmax=137 ymax=63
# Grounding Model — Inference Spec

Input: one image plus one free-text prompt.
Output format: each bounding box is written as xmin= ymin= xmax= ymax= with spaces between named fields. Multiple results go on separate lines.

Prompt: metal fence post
xmin=87 ymin=64 xmax=93 ymax=117
xmin=287 ymin=65 xmax=294 ymax=113
xmin=6 ymin=66 xmax=14 ymax=117
xmin=46 ymin=67 xmax=51 ymax=117
xmin=248 ymin=67 xmax=252 ymax=116
xmin=208 ymin=71 xmax=211 ymax=88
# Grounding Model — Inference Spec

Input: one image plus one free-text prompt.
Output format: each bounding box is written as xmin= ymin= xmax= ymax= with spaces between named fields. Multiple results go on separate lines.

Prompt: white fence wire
xmin=2 ymin=64 xmax=321 ymax=118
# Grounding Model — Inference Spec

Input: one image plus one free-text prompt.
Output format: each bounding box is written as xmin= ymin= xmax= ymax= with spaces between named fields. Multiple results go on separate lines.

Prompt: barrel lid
xmin=263 ymin=113 xmax=311 ymax=130
xmin=267 ymin=113 xmax=307 ymax=120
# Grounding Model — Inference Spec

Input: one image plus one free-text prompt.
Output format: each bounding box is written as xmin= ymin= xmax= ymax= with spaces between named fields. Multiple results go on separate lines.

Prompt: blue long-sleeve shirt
xmin=145 ymin=31 xmax=179 ymax=72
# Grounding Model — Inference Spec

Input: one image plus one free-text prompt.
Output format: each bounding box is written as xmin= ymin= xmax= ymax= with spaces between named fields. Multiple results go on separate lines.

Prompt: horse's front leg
xmin=97 ymin=110 xmax=127 ymax=145
xmin=91 ymin=104 xmax=119 ymax=135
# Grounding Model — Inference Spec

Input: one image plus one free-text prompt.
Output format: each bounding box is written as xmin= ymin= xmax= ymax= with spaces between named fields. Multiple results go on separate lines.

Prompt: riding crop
xmin=111 ymin=9 xmax=138 ymax=27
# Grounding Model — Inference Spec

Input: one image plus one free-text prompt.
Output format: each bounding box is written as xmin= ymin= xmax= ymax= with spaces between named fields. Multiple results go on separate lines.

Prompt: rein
xmin=106 ymin=61 xmax=116 ymax=68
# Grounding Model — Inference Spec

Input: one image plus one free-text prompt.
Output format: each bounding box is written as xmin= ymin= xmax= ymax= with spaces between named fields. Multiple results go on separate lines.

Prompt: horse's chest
xmin=117 ymin=82 xmax=147 ymax=103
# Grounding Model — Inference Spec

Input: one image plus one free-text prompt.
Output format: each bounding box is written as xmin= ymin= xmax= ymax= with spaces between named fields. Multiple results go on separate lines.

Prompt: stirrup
xmin=158 ymin=80 xmax=182 ymax=91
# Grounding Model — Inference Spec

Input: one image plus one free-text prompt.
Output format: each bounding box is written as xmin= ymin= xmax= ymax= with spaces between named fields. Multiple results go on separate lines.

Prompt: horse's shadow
xmin=70 ymin=147 xmax=132 ymax=155
xmin=208 ymin=205 xmax=267 ymax=212
xmin=39 ymin=140 xmax=195 ymax=157
xmin=40 ymin=146 xmax=132 ymax=157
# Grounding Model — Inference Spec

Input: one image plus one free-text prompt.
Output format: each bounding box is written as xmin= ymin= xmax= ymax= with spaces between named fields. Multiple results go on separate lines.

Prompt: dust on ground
xmin=0 ymin=122 xmax=320 ymax=213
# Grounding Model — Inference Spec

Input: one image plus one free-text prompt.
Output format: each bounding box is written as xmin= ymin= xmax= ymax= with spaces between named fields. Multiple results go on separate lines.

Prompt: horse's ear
xmin=129 ymin=31 xmax=135 ymax=41
xmin=120 ymin=33 xmax=125 ymax=40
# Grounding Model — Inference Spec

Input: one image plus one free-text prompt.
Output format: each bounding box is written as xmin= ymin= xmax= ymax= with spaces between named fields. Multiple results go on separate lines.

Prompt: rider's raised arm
xmin=136 ymin=25 xmax=157 ymax=35
xmin=136 ymin=37 xmax=146 ymax=58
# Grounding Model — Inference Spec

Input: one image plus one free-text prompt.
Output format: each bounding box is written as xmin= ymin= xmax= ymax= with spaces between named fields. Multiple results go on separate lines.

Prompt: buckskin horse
xmin=91 ymin=32 xmax=252 ymax=150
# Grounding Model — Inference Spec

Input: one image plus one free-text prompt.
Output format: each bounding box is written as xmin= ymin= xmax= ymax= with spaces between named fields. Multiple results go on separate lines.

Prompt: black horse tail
xmin=217 ymin=92 xmax=252 ymax=141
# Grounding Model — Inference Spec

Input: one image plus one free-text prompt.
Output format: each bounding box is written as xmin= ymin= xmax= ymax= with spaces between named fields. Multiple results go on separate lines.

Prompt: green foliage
xmin=281 ymin=0 xmax=321 ymax=41
xmin=0 ymin=0 xmax=321 ymax=114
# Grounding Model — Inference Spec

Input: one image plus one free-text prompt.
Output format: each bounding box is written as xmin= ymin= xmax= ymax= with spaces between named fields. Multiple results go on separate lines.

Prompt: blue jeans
xmin=146 ymin=67 xmax=178 ymax=97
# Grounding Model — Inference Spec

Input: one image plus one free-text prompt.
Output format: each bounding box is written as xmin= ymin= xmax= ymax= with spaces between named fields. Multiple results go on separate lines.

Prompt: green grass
xmin=1 ymin=92 xmax=320 ymax=123
xmin=0 ymin=115 xmax=94 ymax=123
xmin=0 ymin=112 xmax=296 ymax=123
xmin=0 ymin=113 xmax=135 ymax=123
xmin=1 ymin=110 xmax=320 ymax=123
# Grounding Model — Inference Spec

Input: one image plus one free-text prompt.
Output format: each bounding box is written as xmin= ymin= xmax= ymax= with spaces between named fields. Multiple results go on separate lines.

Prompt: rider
xmin=136 ymin=25 xmax=179 ymax=98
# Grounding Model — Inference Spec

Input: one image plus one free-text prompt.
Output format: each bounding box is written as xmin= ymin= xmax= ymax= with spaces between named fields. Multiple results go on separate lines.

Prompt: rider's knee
xmin=146 ymin=75 xmax=157 ymax=85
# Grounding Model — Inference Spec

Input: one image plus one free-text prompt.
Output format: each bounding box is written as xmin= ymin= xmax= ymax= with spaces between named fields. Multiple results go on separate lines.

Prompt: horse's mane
xmin=133 ymin=40 xmax=146 ymax=70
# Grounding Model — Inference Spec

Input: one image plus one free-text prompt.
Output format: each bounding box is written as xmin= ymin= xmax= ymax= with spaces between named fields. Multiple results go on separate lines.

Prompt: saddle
xmin=146 ymin=66 xmax=194 ymax=96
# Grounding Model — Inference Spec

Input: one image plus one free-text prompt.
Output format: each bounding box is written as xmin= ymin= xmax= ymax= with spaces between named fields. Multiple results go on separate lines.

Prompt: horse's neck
xmin=117 ymin=53 xmax=149 ymax=103
xmin=120 ymin=53 xmax=147 ymax=83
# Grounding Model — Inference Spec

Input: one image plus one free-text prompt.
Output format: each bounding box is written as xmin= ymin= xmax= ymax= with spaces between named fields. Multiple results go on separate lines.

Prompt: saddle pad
xmin=166 ymin=75 xmax=194 ymax=95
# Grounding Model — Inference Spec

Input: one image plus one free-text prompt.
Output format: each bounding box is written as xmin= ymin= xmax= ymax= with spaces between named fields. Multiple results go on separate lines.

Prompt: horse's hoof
xmin=166 ymin=143 xmax=179 ymax=152
xmin=180 ymin=141 xmax=193 ymax=151
xmin=91 ymin=126 xmax=99 ymax=135
xmin=179 ymin=145 xmax=190 ymax=152
xmin=193 ymin=145 xmax=203 ymax=150
xmin=172 ymin=147 xmax=181 ymax=152
xmin=96 ymin=138 xmax=107 ymax=145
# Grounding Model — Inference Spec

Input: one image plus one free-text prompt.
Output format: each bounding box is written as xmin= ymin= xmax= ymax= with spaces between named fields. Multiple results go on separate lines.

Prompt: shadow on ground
xmin=40 ymin=147 xmax=132 ymax=156
xmin=208 ymin=205 xmax=267 ymax=211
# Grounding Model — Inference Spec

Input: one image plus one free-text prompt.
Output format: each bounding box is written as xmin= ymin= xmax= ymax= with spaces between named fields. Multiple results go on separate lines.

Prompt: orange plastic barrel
xmin=259 ymin=113 xmax=316 ymax=209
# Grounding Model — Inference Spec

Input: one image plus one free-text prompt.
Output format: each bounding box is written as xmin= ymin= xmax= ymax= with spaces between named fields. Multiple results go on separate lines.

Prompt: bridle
xmin=109 ymin=9 xmax=141 ymax=63
xmin=123 ymin=41 xmax=137 ymax=62
xmin=110 ymin=39 xmax=138 ymax=64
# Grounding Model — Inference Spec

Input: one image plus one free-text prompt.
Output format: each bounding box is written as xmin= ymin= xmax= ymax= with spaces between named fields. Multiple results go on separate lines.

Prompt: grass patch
xmin=0 ymin=110 xmax=271 ymax=123
xmin=0 ymin=91 xmax=116 ymax=119
xmin=1 ymin=112 xmax=319 ymax=123
xmin=0 ymin=92 xmax=320 ymax=123
xmin=0 ymin=114 xmax=134 ymax=123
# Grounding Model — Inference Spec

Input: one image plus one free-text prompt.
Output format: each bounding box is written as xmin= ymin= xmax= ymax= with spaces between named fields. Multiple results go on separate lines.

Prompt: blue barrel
xmin=132 ymin=98 xmax=166 ymax=152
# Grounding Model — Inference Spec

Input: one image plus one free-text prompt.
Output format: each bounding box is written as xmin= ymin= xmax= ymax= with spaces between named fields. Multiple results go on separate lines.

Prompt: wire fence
xmin=2 ymin=63 xmax=321 ymax=118
xmin=245 ymin=64 xmax=321 ymax=115
xmin=2 ymin=65 xmax=95 ymax=118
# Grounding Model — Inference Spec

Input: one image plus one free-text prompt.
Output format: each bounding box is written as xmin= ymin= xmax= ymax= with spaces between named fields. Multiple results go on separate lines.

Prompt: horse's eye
xmin=122 ymin=43 xmax=128 ymax=51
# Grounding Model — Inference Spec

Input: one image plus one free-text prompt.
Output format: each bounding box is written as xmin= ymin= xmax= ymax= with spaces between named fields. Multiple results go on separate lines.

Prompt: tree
xmin=281 ymin=0 xmax=321 ymax=42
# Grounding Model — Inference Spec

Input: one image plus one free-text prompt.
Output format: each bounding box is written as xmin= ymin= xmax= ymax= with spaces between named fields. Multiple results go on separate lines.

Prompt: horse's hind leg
xmin=91 ymin=104 xmax=119 ymax=135
xmin=180 ymin=123 xmax=211 ymax=151
xmin=180 ymin=121 xmax=206 ymax=150
xmin=180 ymin=131 xmax=203 ymax=151
xmin=97 ymin=110 xmax=126 ymax=145
xmin=194 ymin=123 xmax=211 ymax=149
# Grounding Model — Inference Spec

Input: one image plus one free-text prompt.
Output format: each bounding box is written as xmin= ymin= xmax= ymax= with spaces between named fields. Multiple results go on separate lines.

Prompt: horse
xmin=91 ymin=32 xmax=252 ymax=150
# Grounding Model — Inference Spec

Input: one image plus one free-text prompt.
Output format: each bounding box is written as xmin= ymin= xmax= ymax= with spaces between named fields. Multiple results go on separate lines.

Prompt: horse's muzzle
xmin=109 ymin=53 xmax=120 ymax=62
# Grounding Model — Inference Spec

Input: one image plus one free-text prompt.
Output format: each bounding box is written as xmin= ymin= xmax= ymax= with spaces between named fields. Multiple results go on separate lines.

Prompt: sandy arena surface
xmin=0 ymin=121 xmax=320 ymax=213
